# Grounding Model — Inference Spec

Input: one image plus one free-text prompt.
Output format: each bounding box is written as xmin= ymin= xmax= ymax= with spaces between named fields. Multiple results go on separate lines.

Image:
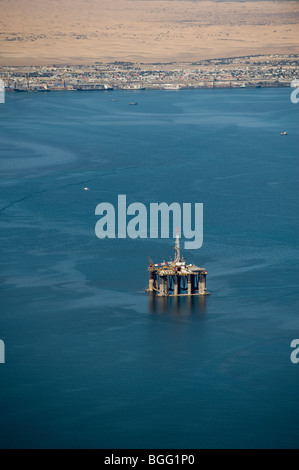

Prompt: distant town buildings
xmin=1 ymin=54 xmax=298 ymax=91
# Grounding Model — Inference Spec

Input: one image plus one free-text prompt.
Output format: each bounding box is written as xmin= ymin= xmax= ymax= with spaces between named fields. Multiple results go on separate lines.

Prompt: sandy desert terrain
xmin=0 ymin=0 xmax=298 ymax=65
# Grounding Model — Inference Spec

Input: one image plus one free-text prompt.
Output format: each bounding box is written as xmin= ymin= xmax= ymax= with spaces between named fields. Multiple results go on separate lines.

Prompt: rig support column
xmin=164 ymin=277 xmax=168 ymax=296
xmin=187 ymin=274 xmax=194 ymax=295
xmin=149 ymin=271 xmax=155 ymax=292
xmin=159 ymin=276 xmax=168 ymax=296
xmin=198 ymin=273 xmax=206 ymax=295
xmin=174 ymin=275 xmax=180 ymax=296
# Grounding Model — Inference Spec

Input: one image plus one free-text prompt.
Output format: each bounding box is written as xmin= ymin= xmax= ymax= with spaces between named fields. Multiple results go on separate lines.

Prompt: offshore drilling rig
xmin=146 ymin=229 xmax=209 ymax=297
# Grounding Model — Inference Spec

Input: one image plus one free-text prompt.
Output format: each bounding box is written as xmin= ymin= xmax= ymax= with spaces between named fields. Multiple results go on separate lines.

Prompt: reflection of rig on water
xmin=146 ymin=229 xmax=209 ymax=297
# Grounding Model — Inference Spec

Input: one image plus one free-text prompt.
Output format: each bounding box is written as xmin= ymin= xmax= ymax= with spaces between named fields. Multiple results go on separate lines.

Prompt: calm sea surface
xmin=0 ymin=89 xmax=298 ymax=448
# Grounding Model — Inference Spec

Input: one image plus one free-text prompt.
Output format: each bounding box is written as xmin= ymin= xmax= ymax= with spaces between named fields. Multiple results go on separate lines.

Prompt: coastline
xmin=2 ymin=54 xmax=297 ymax=92
xmin=5 ymin=84 xmax=291 ymax=92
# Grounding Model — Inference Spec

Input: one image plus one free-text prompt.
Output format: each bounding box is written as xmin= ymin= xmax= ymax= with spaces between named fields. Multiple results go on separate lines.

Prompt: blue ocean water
xmin=0 ymin=88 xmax=298 ymax=449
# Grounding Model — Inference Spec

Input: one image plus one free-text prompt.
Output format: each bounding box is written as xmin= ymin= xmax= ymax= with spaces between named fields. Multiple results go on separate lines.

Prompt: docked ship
xmin=36 ymin=87 xmax=50 ymax=92
xmin=163 ymin=84 xmax=181 ymax=90
xmin=124 ymin=85 xmax=145 ymax=90
xmin=76 ymin=85 xmax=113 ymax=91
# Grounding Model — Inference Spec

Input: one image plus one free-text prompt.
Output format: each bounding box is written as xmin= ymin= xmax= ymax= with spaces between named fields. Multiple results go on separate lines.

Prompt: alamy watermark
xmin=95 ymin=195 xmax=203 ymax=249
xmin=0 ymin=80 xmax=5 ymax=104
xmin=290 ymin=79 xmax=299 ymax=104
xmin=0 ymin=340 xmax=4 ymax=363
xmin=290 ymin=339 xmax=299 ymax=364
